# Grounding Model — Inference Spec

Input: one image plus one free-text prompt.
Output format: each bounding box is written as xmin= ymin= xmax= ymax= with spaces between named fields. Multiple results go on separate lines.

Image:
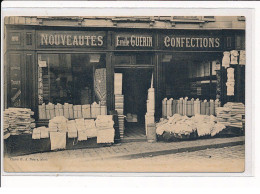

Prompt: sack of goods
xmin=95 ymin=115 xmax=115 ymax=144
xmin=4 ymin=108 xmax=35 ymax=136
xmin=216 ymin=102 xmax=245 ymax=128
xmin=156 ymin=114 xmax=226 ymax=139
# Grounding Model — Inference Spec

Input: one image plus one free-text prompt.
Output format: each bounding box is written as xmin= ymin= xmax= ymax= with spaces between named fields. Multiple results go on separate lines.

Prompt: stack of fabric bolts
xmin=4 ymin=108 xmax=35 ymax=136
xmin=114 ymin=73 xmax=125 ymax=138
xmin=216 ymin=102 xmax=245 ymax=128
xmin=95 ymin=115 xmax=115 ymax=144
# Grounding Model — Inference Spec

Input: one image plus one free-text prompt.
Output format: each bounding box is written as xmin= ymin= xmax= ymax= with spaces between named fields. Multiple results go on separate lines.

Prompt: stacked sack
xmin=156 ymin=114 xmax=226 ymax=138
xmin=95 ymin=115 xmax=115 ymax=144
xmin=4 ymin=108 xmax=35 ymax=136
xmin=216 ymin=102 xmax=245 ymax=128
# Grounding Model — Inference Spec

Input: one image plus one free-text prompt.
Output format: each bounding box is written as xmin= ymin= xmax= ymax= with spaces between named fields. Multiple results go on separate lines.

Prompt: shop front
xmin=4 ymin=21 xmax=245 ymax=155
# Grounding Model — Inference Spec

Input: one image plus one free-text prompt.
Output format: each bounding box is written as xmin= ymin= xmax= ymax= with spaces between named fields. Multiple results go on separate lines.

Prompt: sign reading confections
xmin=115 ymin=33 xmax=154 ymax=49
xmin=161 ymin=33 xmax=222 ymax=51
xmin=37 ymin=31 xmax=106 ymax=48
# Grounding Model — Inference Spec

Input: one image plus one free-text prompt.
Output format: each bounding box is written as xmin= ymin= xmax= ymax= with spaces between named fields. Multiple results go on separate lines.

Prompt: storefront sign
xmin=161 ymin=34 xmax=222 ymax=51
xmin=37 ymin=31 xmax=106 ymax=48
xmin=115 ymin=33 xmax=154 ymax=49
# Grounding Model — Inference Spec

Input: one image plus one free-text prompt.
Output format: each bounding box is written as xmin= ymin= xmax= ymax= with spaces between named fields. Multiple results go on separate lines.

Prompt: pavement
xmin=4 ymin=136 xmax=245 ymax=172
xmin=7 ymin=136 xmax=244 ymax=161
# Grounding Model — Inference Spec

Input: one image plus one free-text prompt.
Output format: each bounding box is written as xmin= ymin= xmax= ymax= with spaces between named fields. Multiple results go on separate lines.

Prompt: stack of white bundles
xmin=156 ymin=114 xmax=226 ymax=137
xmin=82 ymin=104 xmax=91 ymax=118
xmin=4 ymin=112 xmax=10 ymax=139
xmin=115 ymin=95 xmax=124 ymax=115
xmin=49 ymin=116 xmax=68 ymax=133
xmin=50 ymin=131 xmax=66 ymax=150
xmin=55 ymin=104 xmax=60 ymax=117
xmin=215 ymin=107 xmax=231 ymax=126
xmin=230 ymin=50 xmax=239 ymax=65
xmin=194 ymin=98 xmax=201 ymax=115
xmin=114 ymin=73 xmax=123 ymax=95
xmin=67 ymin=120 xmax=77 ymax=138
xmin=85 ymin=119 xmax=97 ymax=138
xmin=224 ymin=102 xmax=245 ymax=128
xmin=32 ymin=126 xmax=49 ymax=139
xmin=47 ymin=103 xmax=55 ymax=119
xmin=101 ymin=105 xmax=107 ymax=115
xmin=54 ymin=103 xmax=63 ymax=117
xmin=75 ymin=118 xmax=87 ymax=141
xmin=32 ymin=127 xmax=41 ymax=139
xmin=4 ymin=108 xmax=35 ymax=135
xmin=91 ymin=102 xmax=101 ymax=118
xmin=96 ymin=115 xmax=115 ymax=143
xmin=38 ymin=103 xmax=46 ymax=119
xmin=68 ymin=104 xmax=74 ymax=119
xmin=73 ymin=105 xmax=78 ymax=119
xmin=166 ymin=98 xmax=173 ymax=117
xmin=162 ymin=98 xmax=167 ymax=118
xmin=63 ymin=103 xmax=69 ymax=118
xmin=226 ymin=67 xmax=235 ymax=96
xmin=75 ymin=105 xmax=83 ymax=118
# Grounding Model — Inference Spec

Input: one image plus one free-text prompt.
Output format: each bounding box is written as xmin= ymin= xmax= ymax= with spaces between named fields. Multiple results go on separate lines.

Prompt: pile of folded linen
xmin=216 ymin=102 xmax=245 ymax=128
xmin=156 ymin=114 xmax=226 ymax=138
xmin=4 ymin=108 xmax=35 ymax=136
xmin=95 ymin=115 xmax=115 ymax=143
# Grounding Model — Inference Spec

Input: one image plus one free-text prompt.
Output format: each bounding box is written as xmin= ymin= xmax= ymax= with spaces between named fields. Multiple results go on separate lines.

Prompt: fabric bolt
xmin=97 ymin=129 xmax=115 ymax=143
xmin=82 ymin=104 xmax=91 ymax=118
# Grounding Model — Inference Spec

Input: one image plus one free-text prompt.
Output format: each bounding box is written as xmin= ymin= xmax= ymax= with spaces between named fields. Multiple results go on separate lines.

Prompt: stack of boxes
xmin=145 ymin=75 xmax=155 ymax=135
xmin=114 ymin=73 xmax=125 ymax=139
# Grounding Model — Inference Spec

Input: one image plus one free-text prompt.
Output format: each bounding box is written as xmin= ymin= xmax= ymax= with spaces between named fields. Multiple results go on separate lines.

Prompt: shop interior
xmin=162 ymin=52 xmax=222 ymax=101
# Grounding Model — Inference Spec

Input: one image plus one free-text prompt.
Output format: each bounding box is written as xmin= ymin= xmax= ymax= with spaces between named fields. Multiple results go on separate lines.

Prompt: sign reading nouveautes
xmin=37 ymin=31 xmax=106 ymax=48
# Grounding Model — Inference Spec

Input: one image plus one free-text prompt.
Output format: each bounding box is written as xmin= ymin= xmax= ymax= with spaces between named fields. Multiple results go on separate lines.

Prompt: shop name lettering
xmin=116 ymin=36 xmax=153 ymax=47
xmin=164 ymin=36 xmax=220 ymax=48
xmin=40 ymin=34 xmax=104 ymax=46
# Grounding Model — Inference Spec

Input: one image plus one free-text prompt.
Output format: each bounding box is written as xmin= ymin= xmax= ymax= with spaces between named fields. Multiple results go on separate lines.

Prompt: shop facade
xmin=4 ymin=16 xmax=246 ymax=140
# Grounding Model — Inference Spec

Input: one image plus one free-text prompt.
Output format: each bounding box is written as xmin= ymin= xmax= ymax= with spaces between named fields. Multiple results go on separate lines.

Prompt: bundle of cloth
xmin=95 ymin=115 xmax=115 ymax=143
xmin=156 ymin=114 xmax=226 ymax=138
xmin=4 ymin=108 xmax=35 ymax=136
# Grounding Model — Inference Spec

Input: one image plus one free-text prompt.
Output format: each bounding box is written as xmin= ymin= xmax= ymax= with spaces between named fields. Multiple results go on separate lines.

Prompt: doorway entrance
xmin=115 ymin=67 xmax=153 ymax=140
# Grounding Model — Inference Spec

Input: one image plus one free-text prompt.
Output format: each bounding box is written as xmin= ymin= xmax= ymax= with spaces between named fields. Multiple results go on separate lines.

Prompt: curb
xmin=108 ymin=140 xmax=245 ymax=160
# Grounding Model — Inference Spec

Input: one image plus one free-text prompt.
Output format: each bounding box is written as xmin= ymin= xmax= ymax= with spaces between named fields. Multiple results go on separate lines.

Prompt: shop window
xmin=163 ymin=54 xmax=219 ymax=100
xmin=38 ymin=53 xmax=106 ymax=105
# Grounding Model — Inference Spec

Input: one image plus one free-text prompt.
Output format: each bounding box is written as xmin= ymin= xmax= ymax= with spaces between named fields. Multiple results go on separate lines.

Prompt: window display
xmin=38 ymin=53 xmax=106 ymax=106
